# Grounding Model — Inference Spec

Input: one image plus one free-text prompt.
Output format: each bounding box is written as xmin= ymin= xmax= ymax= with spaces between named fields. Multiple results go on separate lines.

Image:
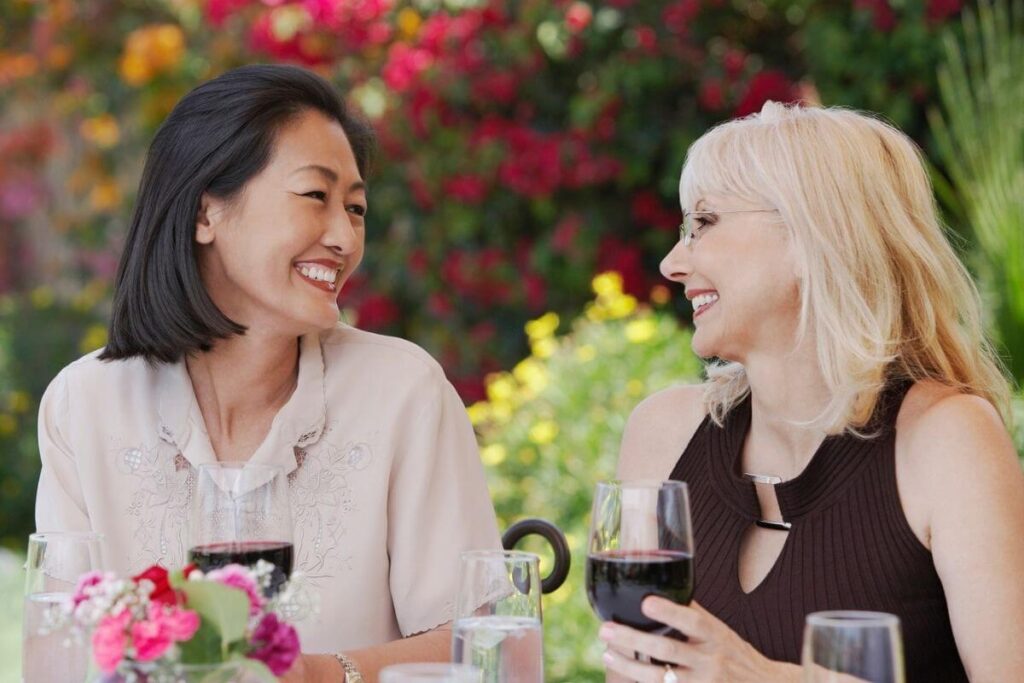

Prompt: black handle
xmin=501 ymin=518 xmax=571 ymax=595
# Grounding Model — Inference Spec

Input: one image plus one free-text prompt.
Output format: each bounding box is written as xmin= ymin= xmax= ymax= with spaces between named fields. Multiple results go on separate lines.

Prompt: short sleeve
xmin=35 ymin=369 xmax=91 ymax=533
xmin=387 ymin=369 xmax=501 ymax=636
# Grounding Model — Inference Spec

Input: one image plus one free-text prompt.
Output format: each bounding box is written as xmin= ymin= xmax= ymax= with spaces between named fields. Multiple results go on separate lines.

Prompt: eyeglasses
xmin=679 ymin=209 xmax=777 ymax=248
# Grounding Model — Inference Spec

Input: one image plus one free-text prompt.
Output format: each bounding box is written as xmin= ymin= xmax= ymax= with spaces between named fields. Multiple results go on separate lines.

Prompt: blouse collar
xmin=155 ymin=332 xmax=327 ymax=475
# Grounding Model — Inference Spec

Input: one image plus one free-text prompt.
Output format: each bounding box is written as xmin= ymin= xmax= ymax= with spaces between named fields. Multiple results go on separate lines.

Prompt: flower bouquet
xmin=60 ymin=561 xmax=301 ymax=682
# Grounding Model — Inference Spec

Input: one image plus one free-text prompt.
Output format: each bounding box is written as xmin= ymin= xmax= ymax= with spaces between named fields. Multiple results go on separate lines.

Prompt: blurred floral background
xmin=0 ymin=0 xmax=1021 ymax=679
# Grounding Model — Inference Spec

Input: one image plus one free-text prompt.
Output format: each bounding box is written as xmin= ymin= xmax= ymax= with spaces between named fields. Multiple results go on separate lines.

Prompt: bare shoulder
xmin=895 ymin=380 xmax=1023 ymax=545
xmin=618 ymin=383 xmax=709 ymax=480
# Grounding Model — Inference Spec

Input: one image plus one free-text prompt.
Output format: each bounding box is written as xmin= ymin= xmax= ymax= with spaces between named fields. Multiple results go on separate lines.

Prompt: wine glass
xmin=801 ymin=611 xmax=905 ymax=683
xmin=452 ymin=550 xmax=544 ymax=683
xmin=586 ymin=480 xmax=694 ymax=635
xmin=379 ymin=664 xmax=482 ymax=683
xmin=22 ymin=531 xmax=103 ymax=683
xmin=188 ymin=462 xmax=294 ymax=594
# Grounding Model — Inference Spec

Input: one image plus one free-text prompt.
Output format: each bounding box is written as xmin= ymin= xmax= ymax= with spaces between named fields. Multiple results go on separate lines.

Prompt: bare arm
xmin=285 ymin=626 xmax=451 ymax=682
xmin=903 ymin=393 xmax=1024 ymax=681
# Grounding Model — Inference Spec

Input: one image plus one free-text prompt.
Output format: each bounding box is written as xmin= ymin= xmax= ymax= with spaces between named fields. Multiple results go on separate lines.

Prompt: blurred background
xmin=0 ymin=0 xmax=1021 ymax=679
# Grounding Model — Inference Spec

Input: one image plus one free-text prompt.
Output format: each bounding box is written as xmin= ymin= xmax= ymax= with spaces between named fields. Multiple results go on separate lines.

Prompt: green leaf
xmin=177 ymin=620 xmax=222 ymax=664
xmin=178 ymin=581 xmax=250 ymax=649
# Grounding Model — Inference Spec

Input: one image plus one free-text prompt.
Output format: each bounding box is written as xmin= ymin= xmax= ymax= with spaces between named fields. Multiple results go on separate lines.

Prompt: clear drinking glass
xmin=801 ymin=611 xmax=905 ymax=683
xmin=379 ymin=663 xmax=483 ymax=683
xmin=188 ymin=463 xmax=294 ymax=595
xmin=585 ymin=481 xmax=694 ymax=635
xmin=22 ymin=531 xmax=102 ymax=683
xmin=452 ymin=550 xmax=543 ymax=683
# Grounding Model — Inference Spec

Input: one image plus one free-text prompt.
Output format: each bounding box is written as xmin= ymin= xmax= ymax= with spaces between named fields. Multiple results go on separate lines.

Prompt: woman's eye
xmin=303 ymin=191 xmax=327 ymax=201
xmin=347 ymin=204 xmax=367 ymax=217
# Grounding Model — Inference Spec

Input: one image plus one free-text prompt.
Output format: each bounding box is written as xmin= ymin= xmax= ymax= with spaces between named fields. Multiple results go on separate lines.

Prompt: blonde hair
xmin=679 ymin=102 xmax=1012 ymax=435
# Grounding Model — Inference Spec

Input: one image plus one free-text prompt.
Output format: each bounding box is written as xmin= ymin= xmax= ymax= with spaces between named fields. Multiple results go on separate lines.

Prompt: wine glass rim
xmin=806 ymin=610 xmax=900 ymax=628
xmin=596 ymin=479 xmax=689 ymax=490
xmin=460 ymin=549 xmax=539 ymax=563
xmin=28 ymin=531 xmax=103 ymax=543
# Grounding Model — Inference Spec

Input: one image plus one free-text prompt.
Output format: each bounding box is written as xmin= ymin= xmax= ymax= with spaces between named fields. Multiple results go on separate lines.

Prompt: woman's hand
xmin=599 ymin=597 xmax=801 ymax=683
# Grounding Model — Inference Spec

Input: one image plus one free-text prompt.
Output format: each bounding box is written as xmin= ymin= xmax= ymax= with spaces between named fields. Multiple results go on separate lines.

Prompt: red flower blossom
xmin=723 ymin=48 xmax=746 ymax=79
xmin=444 ymin=174 xmax=489 ymax=204
xmin=734 ymin=70 xmax=799 ymax=117
xmin=631 ymin=190 xmax=678 ymax=231
xmin=132 ymin=565 xmax=178 ymax=606
xmin=382 ymin=43 xmax=434 ymax=93
xmin=698 ymin=78 xmax=725 ymax=111
xmin=356 ymin=294 xmax=400 ymax=329
xmin=551 ymin=214 xmax=583 ymax=254
xmin=926 ymin=0 xmax=961 ymax=23
xmin=597 ymin=237 xmax=649 ymax=298
xmin=663 ymin=0 xmax=701 ymax=35
xmin=205 ymin=0 xmax=254 ymax=27
xmin=565 ymin=2 xmax=593 ymax=33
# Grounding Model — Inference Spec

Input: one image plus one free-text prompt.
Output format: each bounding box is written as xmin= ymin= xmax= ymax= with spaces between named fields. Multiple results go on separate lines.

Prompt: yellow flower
xmin=79 ymin=324 xmax=108 ymax=353
xmin=397 ymin=8 xmax=422 ymax=39
xmin=513 ymin=358 xmax=548 ymax=395
xmin=466 ymin=401 xmax=491 ymax=427
xmin=584 ymin=303 xmax=607 ymax=322
xmin=79 ymin=114 xmax=120 ymax=149
xmin=486 ymin=373 xmax=516 ymax=403
xmin=606 ymin=293 xmax=637 ymax=319
xmin=625 ymin=317 xmax=656 ymax=343
xmin=530 ymin=337 xmax=558 ymax=359
xmin=592 ymin=271 xmax=624 ymax=298
xmin=270 ymin=4 xmax=313 ymax=42
xmin=30 ymin=286 xmax=54 ymax=309
xmin=525 ymin=312 xmax=559 ymax=341
xmin=89 ymin=180 xmax=122 ymax=212
xmin=480 ymin=443 xmax=507 ymax=467
xmin=7 ymin=391 xmax=31 ymax=414
xmin=627 ymin=379 xmax=645 ymax=396
xmin=575 ymin=344 xmax=596 ymax=362
xmin=119 ymin=24 xmax=185 ymax=86
xmin=528 ymin=420 xmax=558 ymax=445
xmin=0 ymin=414 xmax=16 ymax=437
xmin=489 ymin=401 xmax=512 ymax=424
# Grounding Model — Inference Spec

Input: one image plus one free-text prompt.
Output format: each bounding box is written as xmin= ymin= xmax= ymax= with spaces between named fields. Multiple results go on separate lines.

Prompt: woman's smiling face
xmin=660 ymin=193 xmax=802 ymax=363
xmin=195 ymin=109 xmax=367 ymax=338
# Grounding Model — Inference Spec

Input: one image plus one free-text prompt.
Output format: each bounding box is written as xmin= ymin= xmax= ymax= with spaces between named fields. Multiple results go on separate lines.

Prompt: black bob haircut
xmin=99 ymin=64 xmax=376 ymax=364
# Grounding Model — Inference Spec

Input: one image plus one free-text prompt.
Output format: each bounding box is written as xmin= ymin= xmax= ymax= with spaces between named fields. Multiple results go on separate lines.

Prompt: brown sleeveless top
xmin=669 ymin=381 xmax=968 ymax=681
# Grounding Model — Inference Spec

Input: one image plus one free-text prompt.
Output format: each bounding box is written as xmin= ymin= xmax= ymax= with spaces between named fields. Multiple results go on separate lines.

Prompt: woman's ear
xmin=195 ymin=192 xmax=217 ymax=245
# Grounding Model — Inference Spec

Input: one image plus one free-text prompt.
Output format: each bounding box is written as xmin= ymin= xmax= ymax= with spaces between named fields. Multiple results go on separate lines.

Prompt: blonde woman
xmin=598 ymin=103 xmax=1024 ymax=682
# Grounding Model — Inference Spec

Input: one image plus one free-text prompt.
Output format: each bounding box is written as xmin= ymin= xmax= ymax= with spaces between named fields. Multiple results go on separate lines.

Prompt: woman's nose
xmin=323 ymin=211 xmax=361 ymax=254
xmin=660 ymin=238 xmax=692 ymax=283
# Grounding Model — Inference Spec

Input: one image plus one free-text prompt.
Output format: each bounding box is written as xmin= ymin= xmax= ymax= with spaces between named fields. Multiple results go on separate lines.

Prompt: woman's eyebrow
xmin=290 ymin=164 xmax=366 ymax=193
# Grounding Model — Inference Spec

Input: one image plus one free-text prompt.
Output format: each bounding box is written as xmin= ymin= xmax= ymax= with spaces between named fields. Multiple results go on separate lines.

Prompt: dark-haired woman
xmin=34 ymin=65 xmax=499 ymax=682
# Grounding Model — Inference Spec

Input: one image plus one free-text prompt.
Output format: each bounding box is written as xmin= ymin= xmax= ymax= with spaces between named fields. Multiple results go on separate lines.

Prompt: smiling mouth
xmin=691 ymin=292 xmax=719 ymax=318
xmin=294 ymin=263 xmax=341 ymax=293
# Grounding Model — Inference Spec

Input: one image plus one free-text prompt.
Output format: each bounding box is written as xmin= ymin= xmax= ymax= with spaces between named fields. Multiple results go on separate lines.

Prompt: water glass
xmin=452 ymin=550 xmax=543 ymax=683
xmin=379 ymin=663 xmax=482 ymax=683
xmin=22 ymin=531 xmax=103 ymax=683
xmin=802 ymin=611 xmax=905 ymax=683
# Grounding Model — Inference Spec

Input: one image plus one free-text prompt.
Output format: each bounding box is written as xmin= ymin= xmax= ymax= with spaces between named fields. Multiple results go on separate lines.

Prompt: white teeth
xmin=691 ymin=293 xmax=719 ymax=312
xmin=296 ymin=264 xmax=339 ymax=284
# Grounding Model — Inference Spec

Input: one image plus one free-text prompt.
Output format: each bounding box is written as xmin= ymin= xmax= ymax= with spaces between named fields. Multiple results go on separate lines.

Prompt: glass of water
xmin=452 ymin=550 xmax=543 ymax=683
xmin=22 ymin=531 xmax=103 ymax=683
xmin=380 ymin=663 xmax=482 ymax=683
xmin=802 ymin=611 xmax=905 ymax=683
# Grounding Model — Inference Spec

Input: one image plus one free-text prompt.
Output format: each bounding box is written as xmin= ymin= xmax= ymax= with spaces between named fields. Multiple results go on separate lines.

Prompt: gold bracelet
xmin=334 ymin=653 xmax=365 ymax=683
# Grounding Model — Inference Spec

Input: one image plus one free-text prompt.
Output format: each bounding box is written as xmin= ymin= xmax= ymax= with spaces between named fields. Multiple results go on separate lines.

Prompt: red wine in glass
xmin=188 ymin=540 xmax=294 ymax=596
xmin=586 ymin=549 xmax=694 ymax=634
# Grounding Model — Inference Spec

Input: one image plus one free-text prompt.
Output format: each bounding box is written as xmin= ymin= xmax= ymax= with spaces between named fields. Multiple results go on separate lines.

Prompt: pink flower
xmin=206 ymin=564 xmax=264 ymax=616
xmin=92 ymin=611 xmax=132 ymax=673
xmin=131 ymin=616 xmax=173 ymax=663
xmin=565 ymin=2 xmax=593 ymax=33
xmin=152 ymin=604 xmax=200 ymax=642
xmin=72 ymin=570 xmax=105 ymax=609
xmin=248 ymin=613 xmax=300 ymax=676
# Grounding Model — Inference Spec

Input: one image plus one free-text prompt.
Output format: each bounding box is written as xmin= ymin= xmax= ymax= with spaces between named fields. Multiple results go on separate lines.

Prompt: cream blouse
xmin=34 ymin=324 xmax=501 ymax=653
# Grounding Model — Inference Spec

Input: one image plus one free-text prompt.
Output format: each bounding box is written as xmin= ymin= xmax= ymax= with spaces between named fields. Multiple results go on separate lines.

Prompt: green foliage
xmin=0 ymin=291 xmax=107 ymax=549
xmin=474 ymin=274 xmax=702 ymax=681
xmin=929 ymin=0 xmax=1024 ymax=383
